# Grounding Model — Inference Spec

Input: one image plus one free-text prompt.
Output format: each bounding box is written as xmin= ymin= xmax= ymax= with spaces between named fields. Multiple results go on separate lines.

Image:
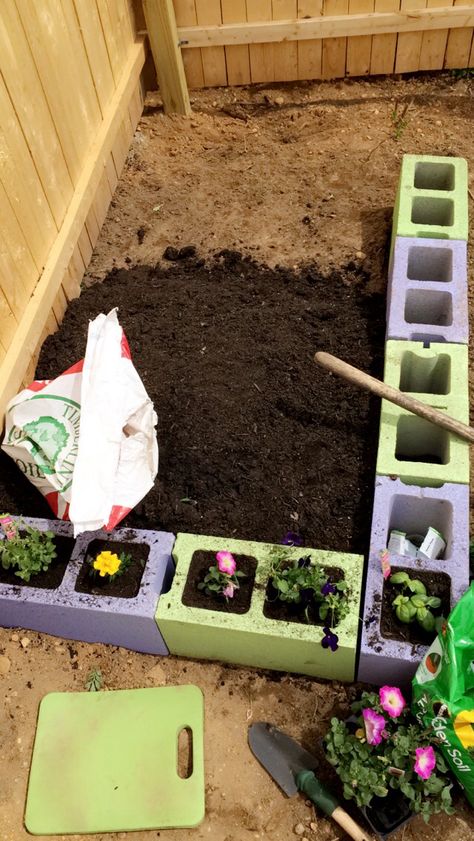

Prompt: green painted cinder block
xmin=376 ymin=340 xmax=469 ymax=486
xmin=391 ymin=155 xmax=468 ymax=249
xmin=155 ymin=534 xmax=364 ymax=682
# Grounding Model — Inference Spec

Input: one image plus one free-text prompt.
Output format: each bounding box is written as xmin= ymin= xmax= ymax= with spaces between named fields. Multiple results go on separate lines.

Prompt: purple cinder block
xmin=0 ymin=518 xmax=175 ymax=655
xmin=387 ymin=237 xmax=468 ymax=344
xmin=357 ymin=477 xmax=469 ymax=686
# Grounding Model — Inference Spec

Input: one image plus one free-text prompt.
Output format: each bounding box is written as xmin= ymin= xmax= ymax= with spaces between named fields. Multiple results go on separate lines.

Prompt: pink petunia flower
xmin=414 ymin=746 xmax=436 ymax=780
xmin=222 ymin=582 xmax=235 ymax=599
xmin=216 ymin=550 xmax=236 ymax=576
xmin=362 ymin=708 xmax=386 ymax=746
xmin=379 ymin=686 xmax=406 ymax=718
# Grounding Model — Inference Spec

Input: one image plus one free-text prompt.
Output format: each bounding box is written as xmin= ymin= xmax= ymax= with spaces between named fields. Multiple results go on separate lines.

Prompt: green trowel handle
xmin=295 ymin=770 xmax=372 ymax=841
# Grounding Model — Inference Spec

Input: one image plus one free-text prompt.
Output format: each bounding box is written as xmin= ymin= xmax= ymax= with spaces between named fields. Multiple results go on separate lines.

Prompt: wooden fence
xmin=0 ymin=0 xmax=145 ymax=420
xmin=144 ymin=1 xmax=473 ymax=113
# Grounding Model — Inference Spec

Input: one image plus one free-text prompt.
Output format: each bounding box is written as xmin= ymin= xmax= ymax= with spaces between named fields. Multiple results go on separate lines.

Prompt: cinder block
xmin=0 ymin=518 xmax=175 ymax=655
xmin=392 ymin=155 xmax=468 ymax=244
xmin=156 ymin=533 xmax=364 ymax=682
xmin=387 ymin=237 xmax=468 ymax=344
xmin=376 ymin=340 xmax=469 ymax=485
xmin=358 ymin=476 xmax=469 ymax=686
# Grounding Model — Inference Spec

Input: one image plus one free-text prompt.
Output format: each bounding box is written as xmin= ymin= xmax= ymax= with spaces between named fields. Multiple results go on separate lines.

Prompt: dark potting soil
xmin=380 ymin=567 xmax=451 ymax=647
xmin=181 ymin=550 xmax=257 ymax=615
xmin=74 ymin=539 xmax=149 ymax=598
xmin=0 ymin=252 xmax=385 ymax=553
xmin=0 ymin=535 xmax=74 ymax=590
xmin=263 ymin=565 xmax=344 ymax=625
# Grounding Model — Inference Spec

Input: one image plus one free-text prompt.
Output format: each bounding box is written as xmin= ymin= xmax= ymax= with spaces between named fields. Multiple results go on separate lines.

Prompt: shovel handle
xmin=296 ymin=771 xmax=372 ymax=841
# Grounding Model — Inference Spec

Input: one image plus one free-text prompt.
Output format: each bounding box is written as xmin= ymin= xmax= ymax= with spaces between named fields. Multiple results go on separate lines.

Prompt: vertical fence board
xmin=297 ymin=1 xmax=323 ymax=80
xmin=174 ymin=0 xmax=204 ymax=88
xmin=222 ymin=0 xmax=250 ymax=84
xmin=0 ymin=0 xmax=73 ymax=226
xmin=419 ymin=0 xmax=453 ymax=69
xmin=248 ymin=1 xmax=275 ymax=83
xmin=322 ymin=0 xmax=350 ymax=78
xmin=444 ymin=0 xmax=473 ymax=67
xmin=370 ymin=0 xmax=400 ymax=74
xmin=0 ymin=180 xmax=36 ymax=305
xmin=195 ymin=1 xmax=227 ymax=86
xmin=273 ymin=1 xmax=299 ymax=81
xmin=395 ymin=0 xmax=427 ymax=72
xmin=16 ymin=0 xmax=102 ymax=184
xmin=73 ymin=0 xmax=116 ymax=112
xmin=0 ymin=77 xmax=56 ymax=271
xmin=347 ymin=0 xmax=375 ymax=75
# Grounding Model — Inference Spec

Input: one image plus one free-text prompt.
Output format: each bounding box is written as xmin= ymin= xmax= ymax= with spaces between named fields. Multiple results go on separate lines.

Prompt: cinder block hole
xmin=411 ymin=197 xmax=454 ymax=227
xmin=404 ymin=290 xmax=453 ymax=327
xmin=399 ymin=351 xmax=450 ymax=394
xmin=406 ymin=245 xmax=452 ymax=283
xmin=414 ymin=162 xmax=455 ymax=191
xmin=388 ymin=494 xmax=453 ymax=559
xmin=395 ymin=416 xmax=449 ymax=465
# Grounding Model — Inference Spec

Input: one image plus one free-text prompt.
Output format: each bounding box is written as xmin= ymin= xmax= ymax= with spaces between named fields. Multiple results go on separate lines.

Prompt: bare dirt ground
xmin=1 ymin=71 xmax=473 ymax=841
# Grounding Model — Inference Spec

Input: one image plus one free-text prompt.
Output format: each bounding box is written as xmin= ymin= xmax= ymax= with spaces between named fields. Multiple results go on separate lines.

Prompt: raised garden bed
xmin=155 ymin=533 xmax=364 ymax=681
xmin=0 ymin=518 xmax=175 ymax=655
xmin=0 ymin=254 xmax=385 ymax=555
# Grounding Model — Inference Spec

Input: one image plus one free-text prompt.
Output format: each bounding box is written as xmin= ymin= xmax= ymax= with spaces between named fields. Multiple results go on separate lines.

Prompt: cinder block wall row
xmin=358 ymin=154 xmax=470 ymax=685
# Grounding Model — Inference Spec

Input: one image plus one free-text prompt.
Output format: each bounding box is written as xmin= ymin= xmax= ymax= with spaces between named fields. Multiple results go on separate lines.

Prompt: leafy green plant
xmin=85 ymin=668 xmax=103 ymax=692
xmin=268 ymin=555 xmax=349 ymax=627
xmin=197 ymin=551 xmax=245 ymax=601
xmin=389 ymin=572 xmax=441 ymax=633
xmin=325 ymin=688 xmax=454 ymax=823
xmin=0 ymin=520 xmax=56 ymax=582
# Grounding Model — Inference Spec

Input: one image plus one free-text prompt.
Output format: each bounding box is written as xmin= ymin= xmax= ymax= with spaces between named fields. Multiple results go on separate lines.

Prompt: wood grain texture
xmin=273 ymin=0 xmax=299 ymax=82
xmin=370 ymin=0 xmax=399 ymax=75
xmin=222 ymin=0 xmax=250 ymax=85
xmin=445 ymin=0 xmax=473 ymax=66
xmin=419 ymin=0 xmax=453 ymax=70
xmin=297 ymin=1 xmax=323 ymax=80
xmin=395 ymin=0 xmax=427 ymax=72
xmin=143 ymin=0 xmax=191 ymax=112
xmin=174 ymin=0 xmax=204 ymax=88
xmin=248 ymin=0 xmax=275 ymax=83
xmin=347 ymin=0 xmax=375 ymax=76
xmin=322 ymin=0 xmax=349 ymax=79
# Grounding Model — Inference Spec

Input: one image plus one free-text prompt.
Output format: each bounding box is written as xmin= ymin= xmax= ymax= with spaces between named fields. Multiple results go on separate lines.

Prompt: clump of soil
xmin=0 ymin=252 xmax=385 ymax=554
xmin=181 ymin=550 xmax=257 ymax=614
xmin=74 ymin=539 xmax=149 ymax=598
xmin=0 ymin=535 xmax=74 ymax=590
xmin=380 ymin=567 xmax=451 ymax=646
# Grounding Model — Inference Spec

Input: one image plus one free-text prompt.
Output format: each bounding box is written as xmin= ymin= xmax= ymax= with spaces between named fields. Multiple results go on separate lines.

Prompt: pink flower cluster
xmin=361 ymin=686 xmax=436 ymax=780
xmin=216 ymin=551 xmax=236 ymax=576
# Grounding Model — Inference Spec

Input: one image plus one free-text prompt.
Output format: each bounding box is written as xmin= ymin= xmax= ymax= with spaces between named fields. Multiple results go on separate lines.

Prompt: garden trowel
xmin=248 ymin=722 xmax=372 ymax=841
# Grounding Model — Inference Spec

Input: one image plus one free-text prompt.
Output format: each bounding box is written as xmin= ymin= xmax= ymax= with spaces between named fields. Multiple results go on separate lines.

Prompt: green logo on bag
xmin=21 ymin=417 xmax=69 ymax=475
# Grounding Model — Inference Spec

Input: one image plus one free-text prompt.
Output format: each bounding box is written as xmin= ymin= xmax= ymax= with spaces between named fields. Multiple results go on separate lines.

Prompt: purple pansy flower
xmin=321 ymin=578 xmax=337 ymax=596
xmin=321 ymin=627 xmax=339 ymax=652
xmin=281 ymin=531 xmax=303 ymax=547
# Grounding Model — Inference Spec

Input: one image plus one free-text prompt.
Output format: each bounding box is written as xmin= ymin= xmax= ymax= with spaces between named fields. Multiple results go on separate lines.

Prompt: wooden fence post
xmin=142 ymin=0 xmax=191 ymax=115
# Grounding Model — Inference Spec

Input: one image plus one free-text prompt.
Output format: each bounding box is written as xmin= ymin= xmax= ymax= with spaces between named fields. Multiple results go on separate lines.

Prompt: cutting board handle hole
xmin=177 ymin=727 xmax=193 ymax=779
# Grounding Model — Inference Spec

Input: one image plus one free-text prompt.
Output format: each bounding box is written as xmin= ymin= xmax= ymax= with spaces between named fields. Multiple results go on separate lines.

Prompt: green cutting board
xmin=25 ymin=685 xmax=205 ymax=835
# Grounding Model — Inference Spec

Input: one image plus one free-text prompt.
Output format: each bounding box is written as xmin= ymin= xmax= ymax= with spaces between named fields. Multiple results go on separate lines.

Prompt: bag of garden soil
xmin=412 ymin=582 xmax=474 ymax=806
xmin=2 ymin=309 xmax=158 ymax=536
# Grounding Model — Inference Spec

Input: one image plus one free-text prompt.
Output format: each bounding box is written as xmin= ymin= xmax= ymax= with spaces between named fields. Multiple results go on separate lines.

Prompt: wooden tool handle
xmin=314 ymin=351 xmax=474 ymax=445
xmin=331 ymin=806 xmax=373 ymax=841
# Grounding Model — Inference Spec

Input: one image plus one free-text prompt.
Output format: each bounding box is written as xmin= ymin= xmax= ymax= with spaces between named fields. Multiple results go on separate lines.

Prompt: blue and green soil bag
xmin=412 ymin=582 xmax=474 ymax=806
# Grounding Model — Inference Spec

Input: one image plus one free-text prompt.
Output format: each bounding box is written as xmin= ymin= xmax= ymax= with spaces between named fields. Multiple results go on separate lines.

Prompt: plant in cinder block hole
xmin=266 ymin=554 xmax=349 ymax=651
xmin=324 ymin=686 xmax=455 ymax=830
xmin=197 ymin=551 xmax=246 ymax=602
xmin=87 ymin=549 xmax=133 ymax=583
xmin=0 ymin=514 xmax=56 ymax=583
xmin=389 ymin=572 xmax=442 ymax=634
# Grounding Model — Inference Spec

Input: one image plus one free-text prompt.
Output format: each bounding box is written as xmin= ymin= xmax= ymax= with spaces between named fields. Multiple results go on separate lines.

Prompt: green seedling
xmin=268 ymin=555 xmax=349 ymax=627
xmin=389 ymin=571 xmax=441 ymax=633
xmin=85 ymin=668 xmax=103 ymax=692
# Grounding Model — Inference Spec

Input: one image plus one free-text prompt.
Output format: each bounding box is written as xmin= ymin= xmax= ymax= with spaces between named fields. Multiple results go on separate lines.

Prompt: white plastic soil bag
xmin=2 ymin=309 xmax=158 ymax=536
